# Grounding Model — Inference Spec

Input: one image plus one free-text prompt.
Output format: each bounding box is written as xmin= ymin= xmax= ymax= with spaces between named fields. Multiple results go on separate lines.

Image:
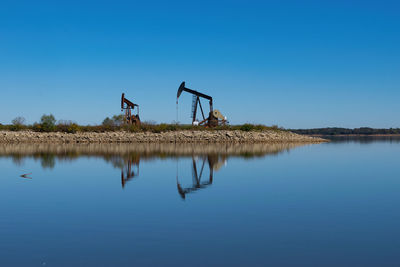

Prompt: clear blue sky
xmin=0 ymin=0 xmax=399 ymax=128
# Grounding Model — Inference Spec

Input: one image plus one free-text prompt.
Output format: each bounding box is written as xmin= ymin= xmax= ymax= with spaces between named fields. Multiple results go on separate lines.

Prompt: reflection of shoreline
xmin=0 ymin=143 xmax=312 ymax=174
xmin=1 ymin=143 xmax=313 ymax=197
xmin=0 ymin=143 xmax=312 ymax=161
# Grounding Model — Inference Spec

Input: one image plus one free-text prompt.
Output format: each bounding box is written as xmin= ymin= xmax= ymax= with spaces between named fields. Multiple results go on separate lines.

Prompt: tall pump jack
xmin=177 ymin=82 xmax=227 ymax=127
xmin=121 ymin=93 xmax=140 ymax=125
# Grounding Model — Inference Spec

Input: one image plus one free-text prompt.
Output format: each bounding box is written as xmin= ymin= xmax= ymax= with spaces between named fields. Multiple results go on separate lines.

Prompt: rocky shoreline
xmin=0 ymin=130 xmax=327 ymax=144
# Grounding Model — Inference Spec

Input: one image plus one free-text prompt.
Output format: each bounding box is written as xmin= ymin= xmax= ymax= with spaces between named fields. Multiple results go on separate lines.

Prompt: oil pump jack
xmin=121 ymin=93 xmax=140 ymax=125
xmin=177 ymin=82 xmax=227 ymax=127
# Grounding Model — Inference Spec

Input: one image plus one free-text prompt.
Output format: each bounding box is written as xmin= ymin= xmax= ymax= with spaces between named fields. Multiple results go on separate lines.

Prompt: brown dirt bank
xmin=0 ymin=130 xmax=327 ymax=144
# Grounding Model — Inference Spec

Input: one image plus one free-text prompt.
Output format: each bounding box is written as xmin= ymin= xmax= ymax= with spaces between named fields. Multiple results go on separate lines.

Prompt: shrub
xmin=102 ymin=117 xmax=114 ymax=126
xmin=0 ymin=117 xmax=285 ymax=134
xmin=240 ymin=124 xmax=254 ymax=132
xmin=236 ymin=124 xmax=283 ymax=132
xmin=66 ymin=124 xmax=79 ymax=134
xmin=152 ymin=123 xmax=178 ymax=133
xmin=124 ymin=124 xmax=140 ymax=133
xmin=112 ymin=115 xmax=125 ymax=126
xmin=102 ymin=115 xmax=125 ymax=127
xmin=213 ymin=125 xmax=230 ymax=131
xmin=0 ymin=124 xmax=12 ymax=131
xmin=57 ymin=120 xmax=80 ymax=134
xmin=139 ymin=122 xmax=155 ymax=132
xmin=9 ymin=125 xmax=25 ymax=131
xmin=39 ymin=114 xmax=56 ymax=132
xmin=32 ymin=123 xmax=42 ymax=132
xmin=12 ymin=116 xmax=25 ymax=126
xmin=166 ymin=124 xmax=178 ymax=131
xmin=10 ymin=116 xmax=26 ymax=131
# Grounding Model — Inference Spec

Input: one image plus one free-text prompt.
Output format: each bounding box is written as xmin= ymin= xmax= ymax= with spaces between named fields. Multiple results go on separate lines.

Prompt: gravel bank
xmin=0 ymin=130 xmax=327 ymax=144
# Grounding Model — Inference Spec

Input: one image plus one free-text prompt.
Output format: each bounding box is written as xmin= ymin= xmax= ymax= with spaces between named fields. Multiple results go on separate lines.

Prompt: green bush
xmin=240 ymin=124 xmax=254 ymax=132
xmin=235 ymin=124 xmax=283 ymax=132
xmin=139 ymin=122 xmax=155 ymax=132
xmin=102 ymin=117 xmax=114 ymax=126
xmin=40 ymin=114 xmax=56 ymax=132
xmin=112 ymin=115 xmax=125 ymax=126
xmin=0 ymin=124 xmax=12 ymax=131
xmin=67 ymin=124 xmax=79 ymax=134
xmin=9 ymin=125 xmax=26 ymax=131
xmin=124 ymin=124 xmax=140 ymax=133
xmin=213 ymin=125 xmax=230 ymax=131
xmin=10 ymin=116 xmax=26 ymax=131
xmin=57 ymin=121 xmax=80 ymax=133
xmin=32 ymin=123 xmax=42 ymax=132
xmin=152 ymin=123 xmax=178 ymax=133
xmin=0 ymin=116 xmax=285 ymax=134
xmin=102 ymin=114 xmax=125 ymax=127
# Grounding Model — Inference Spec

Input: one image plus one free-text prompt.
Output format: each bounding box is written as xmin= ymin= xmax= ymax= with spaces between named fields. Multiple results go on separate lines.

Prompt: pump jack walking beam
xmin=177 ymin=82 xmax=213 ymax=107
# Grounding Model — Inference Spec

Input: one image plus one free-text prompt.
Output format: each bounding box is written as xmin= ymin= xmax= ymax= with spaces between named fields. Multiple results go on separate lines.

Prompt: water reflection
xmin=1 ymin=139 xmax=399 ymax=266
xmin=322 ymin=135 xmax=400 ymax=143
xmin=20 ymin=172 xmax=32 ymax=179
xmin=121 ymin=155 xmax=140 ymax=188
xmin=0 ymin=143 xmax=305 ymax=160
xmin=0 ymin=143 xmax=307 ymax=195
xmin=177 ymin=155 xmax=226 ymax=199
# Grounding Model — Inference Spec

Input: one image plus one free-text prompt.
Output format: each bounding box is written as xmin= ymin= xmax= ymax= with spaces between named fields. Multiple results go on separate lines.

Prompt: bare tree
xmin=12 ymin=116 xmax=26 ymax=126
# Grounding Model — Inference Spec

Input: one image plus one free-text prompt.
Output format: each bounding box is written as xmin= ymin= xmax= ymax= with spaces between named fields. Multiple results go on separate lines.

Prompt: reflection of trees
xmin=325 ymin=136 xmax=400 ymax=144
xmin=12 ymin=155 xmax=25 ymax=166
xmin=0 ymin=143 xmax=305 ymax=164
xmin=40 ymin=154 xmax=55 ymax=169
xmin=1 ymin=142 xmax=278 ymax=198
xmin=0 ymin=143 xmax=308 ymax=189
xmin=292 ymin=128 xmax=400 ymax=136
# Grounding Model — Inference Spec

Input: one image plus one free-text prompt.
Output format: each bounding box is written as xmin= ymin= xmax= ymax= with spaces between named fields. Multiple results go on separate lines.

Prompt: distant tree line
xmin=291 ymin=127 xmax=400 ymax=136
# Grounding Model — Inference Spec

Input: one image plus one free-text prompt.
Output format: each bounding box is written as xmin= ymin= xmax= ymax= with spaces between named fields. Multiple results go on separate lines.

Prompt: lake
xmin=1 ymin=138 xmax=399 ymax=266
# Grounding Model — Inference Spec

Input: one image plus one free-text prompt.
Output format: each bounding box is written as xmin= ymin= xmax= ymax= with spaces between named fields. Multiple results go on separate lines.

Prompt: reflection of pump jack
xmin=121 ymin=156 xmax=140 ymax=188
xmin=176 ymin=155 xmax=226 ymax=199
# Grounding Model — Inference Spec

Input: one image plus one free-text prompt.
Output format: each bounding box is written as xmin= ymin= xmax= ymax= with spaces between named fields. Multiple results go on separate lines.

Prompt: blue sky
xmin=0 ymin=0 xmax=399 ymax=128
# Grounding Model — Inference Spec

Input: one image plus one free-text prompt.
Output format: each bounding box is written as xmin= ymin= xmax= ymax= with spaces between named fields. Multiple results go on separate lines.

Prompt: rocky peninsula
xmin=0 ymin=130 xmax=326 ymax=144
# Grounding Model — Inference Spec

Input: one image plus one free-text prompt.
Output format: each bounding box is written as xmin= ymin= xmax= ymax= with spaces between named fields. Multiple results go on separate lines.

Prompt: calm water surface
xmin=1 ymin=139 xmax=400 ymax=266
